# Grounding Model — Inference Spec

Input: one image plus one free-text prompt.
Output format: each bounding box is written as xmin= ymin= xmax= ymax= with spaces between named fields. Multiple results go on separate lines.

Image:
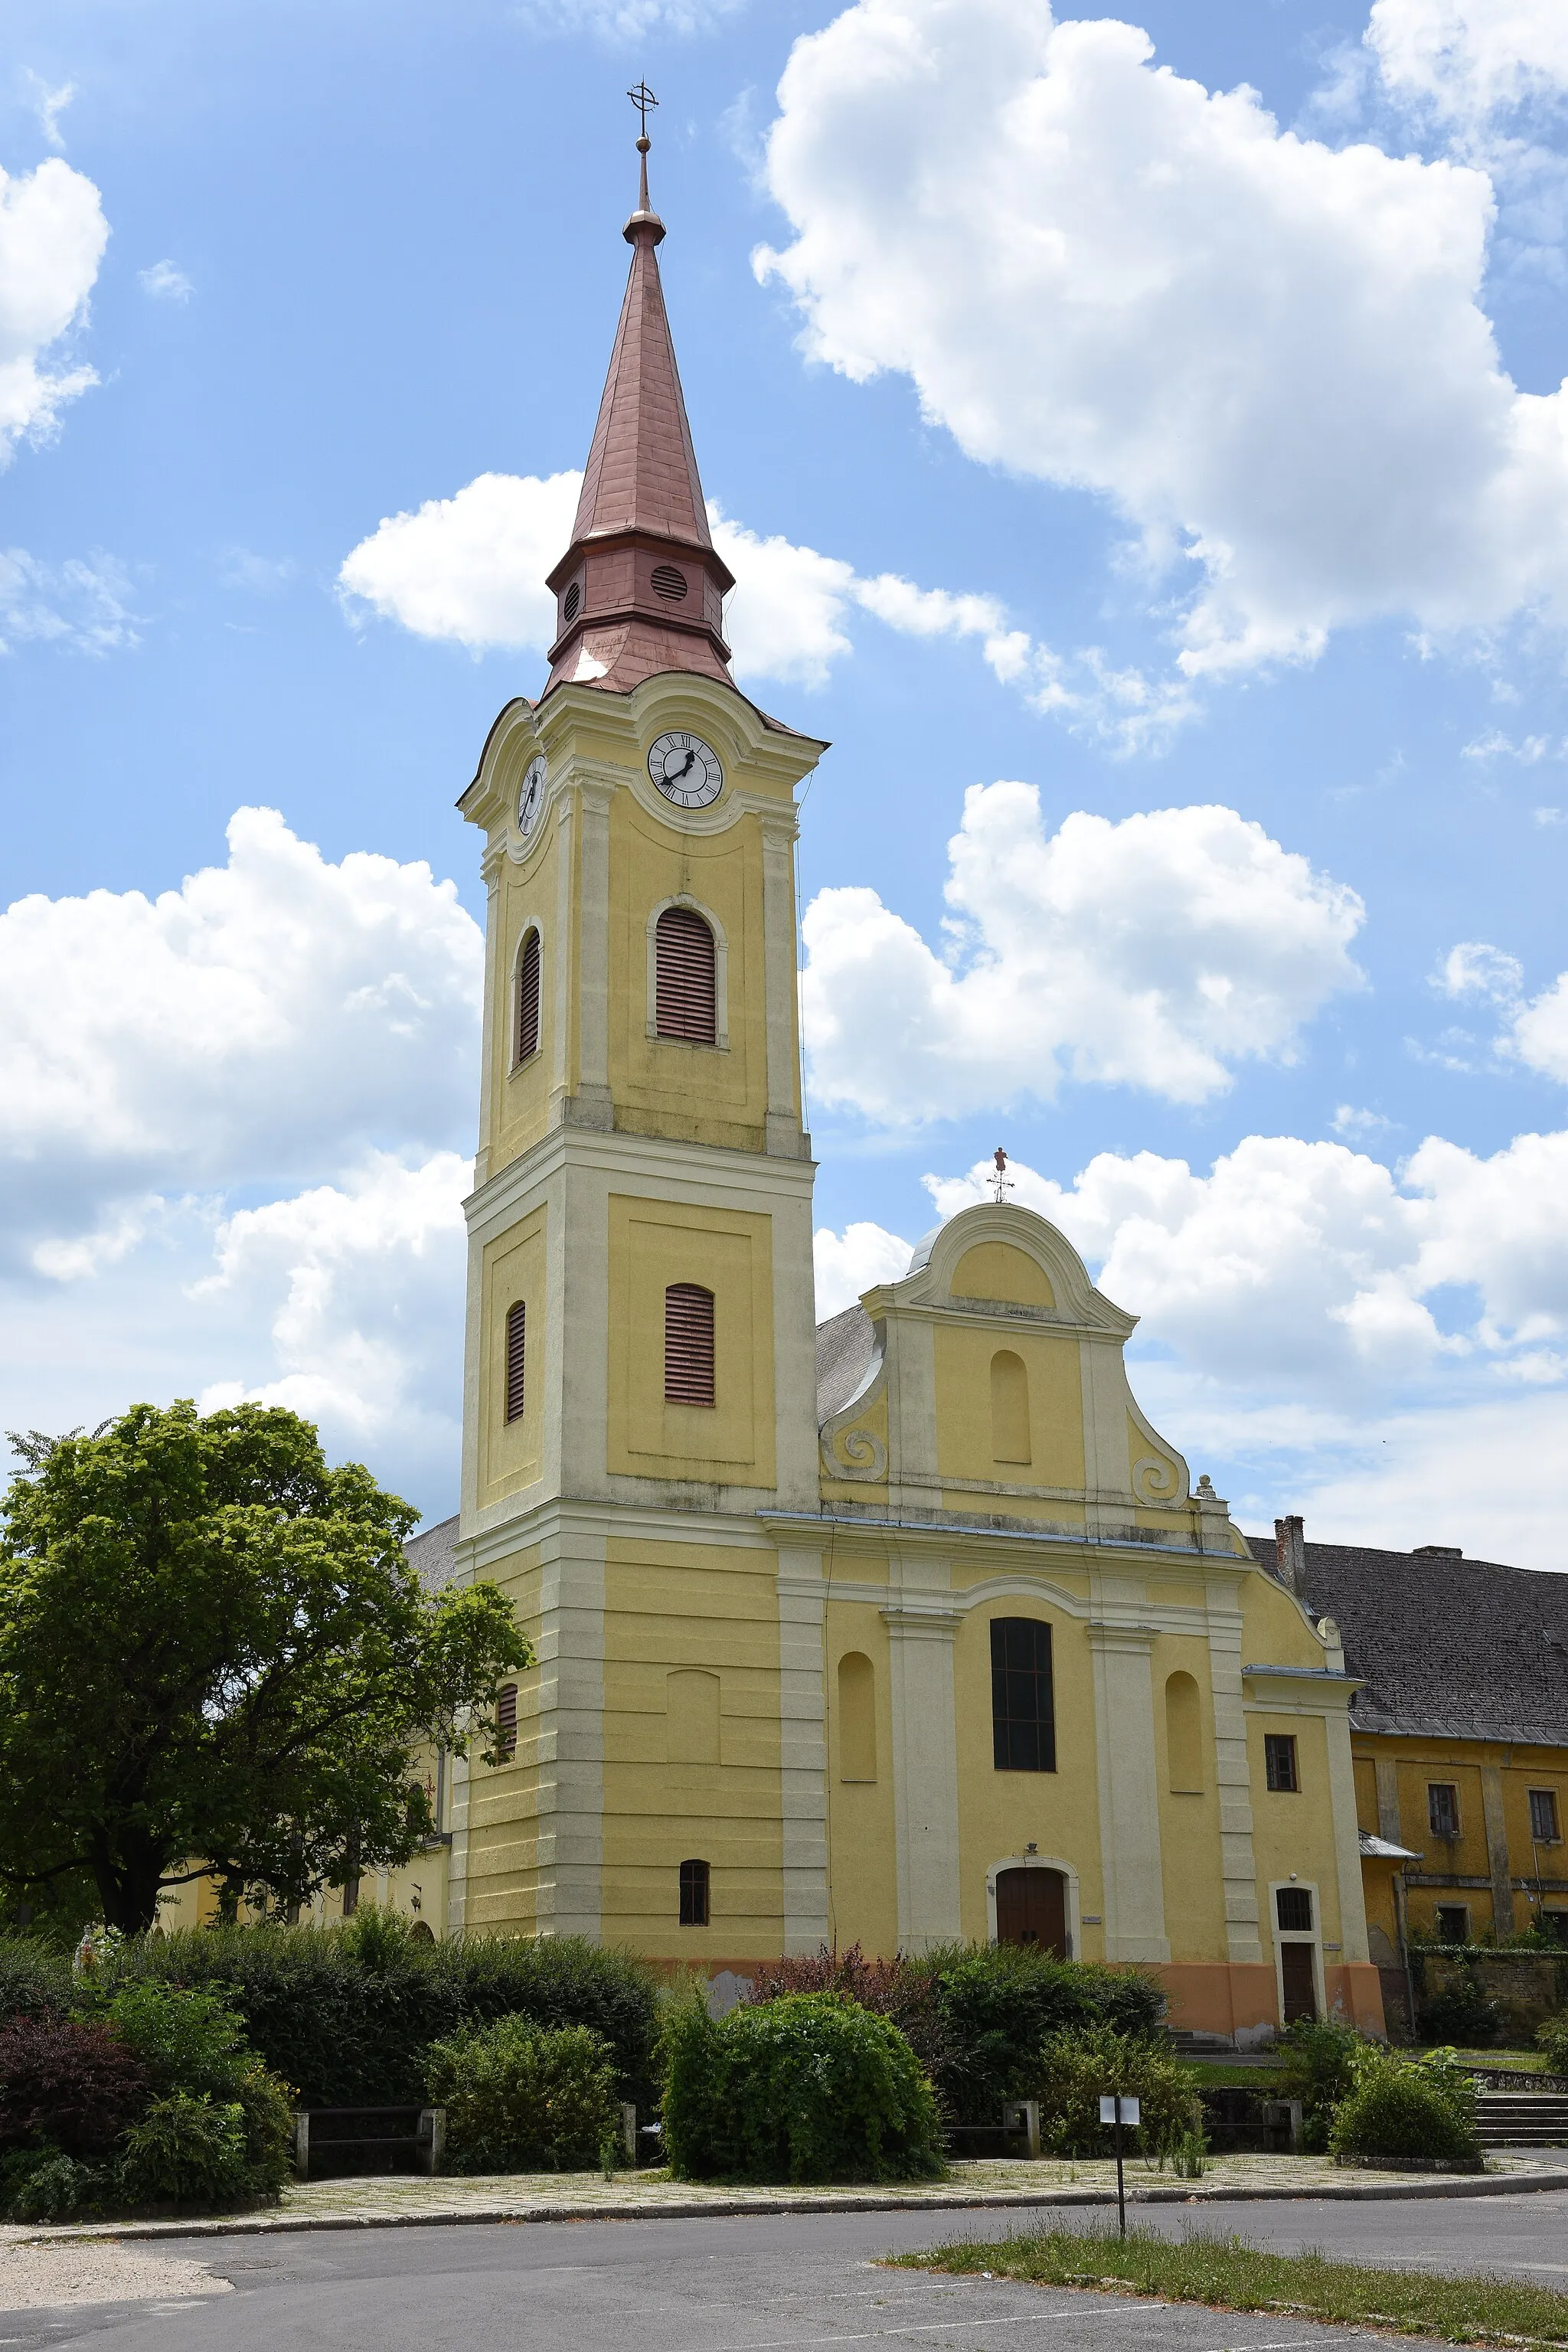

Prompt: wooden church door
xmin=995 ymin=1867 xmax=1067 ymax=1956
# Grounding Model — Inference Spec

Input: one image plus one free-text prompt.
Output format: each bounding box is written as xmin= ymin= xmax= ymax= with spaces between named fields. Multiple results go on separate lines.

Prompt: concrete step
xmin=1475 ymin=2091 xmax=1568 ymax=2148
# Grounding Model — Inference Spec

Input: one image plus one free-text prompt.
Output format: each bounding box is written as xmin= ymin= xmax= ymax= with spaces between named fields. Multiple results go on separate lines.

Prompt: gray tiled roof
xmin=1245 ymin=1534 xmax=1568 ymax=1746
xmin=405 ymin=1511 xmax=462 ymax=1595
xmin=816 ymin=1303 xmax=879 ymax=1425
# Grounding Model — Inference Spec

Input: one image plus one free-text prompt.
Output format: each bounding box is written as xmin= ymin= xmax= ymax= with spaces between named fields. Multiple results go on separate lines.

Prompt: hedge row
xmin=75 ymin=1914 xmax=662 ymax=2111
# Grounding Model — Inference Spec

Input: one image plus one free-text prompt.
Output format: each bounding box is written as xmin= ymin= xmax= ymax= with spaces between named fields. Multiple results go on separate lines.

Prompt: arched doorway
xmin=995 ymin=1866 xmax=1068 ymax=1956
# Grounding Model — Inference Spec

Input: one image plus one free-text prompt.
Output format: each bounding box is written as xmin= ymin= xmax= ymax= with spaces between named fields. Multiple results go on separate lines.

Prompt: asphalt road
xmin=8 ymin=2190 xmax=1568 ymax=2352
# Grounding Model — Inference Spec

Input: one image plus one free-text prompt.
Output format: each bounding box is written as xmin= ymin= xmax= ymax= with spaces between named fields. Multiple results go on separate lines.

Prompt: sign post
xmin=1099 ymin=2093 xmax=1140 ymax=2236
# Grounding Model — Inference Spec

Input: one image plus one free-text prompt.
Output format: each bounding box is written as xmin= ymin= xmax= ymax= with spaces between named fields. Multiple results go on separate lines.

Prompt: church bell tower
xmin=449 ymin=113 xmax=828 ymax=1953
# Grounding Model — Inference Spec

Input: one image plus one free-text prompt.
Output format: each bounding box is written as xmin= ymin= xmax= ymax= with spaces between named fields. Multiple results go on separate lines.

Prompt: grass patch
xmin=897 ymin=2222 xmax=1568 ymax=2346
xmin=1181 ymin=2060 xmax=1286 ymax=2088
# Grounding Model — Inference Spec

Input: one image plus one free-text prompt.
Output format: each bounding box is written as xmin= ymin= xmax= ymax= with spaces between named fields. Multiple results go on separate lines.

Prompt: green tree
xmin=0 ymin=1403 xmax=530 ymax=1933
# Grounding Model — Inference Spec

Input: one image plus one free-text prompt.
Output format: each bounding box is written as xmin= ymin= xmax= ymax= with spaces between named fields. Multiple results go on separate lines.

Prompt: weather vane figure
xmin=991 ymin=1147 xmax=1013 ymax=1205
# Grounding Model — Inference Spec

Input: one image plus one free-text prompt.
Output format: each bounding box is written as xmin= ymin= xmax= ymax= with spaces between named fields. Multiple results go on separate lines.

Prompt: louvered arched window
xmin=514 ymin=928 xmax=541 ymax=1066
xmin=655 ymin=905 xmax=717 ymax=1044
xmin=505 ymin=1301 xmax=526 ymax=1423
xmin=665 ymin=1282 xmax=715 ymax=1406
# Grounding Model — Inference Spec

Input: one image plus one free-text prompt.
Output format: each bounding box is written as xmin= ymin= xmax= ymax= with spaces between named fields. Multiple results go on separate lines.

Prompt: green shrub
xmin=1418 ymin=1965 xmax=1501 ymax=2047
xmin=424 ymin=2017 xmax=621 ymax=2174
xmin=914 ymin=1944 xmax=1165 ymax=2124
xmin=116 ymin=2092 xmax=250 ymax=2207
xmin=0 ymin=2149 xmax=103 ymax=2222
xmin=1328 ymin=2050 xmax=1481 ymax=2166
xmin=1536 ymin=2013 xmax=1568 ymax=2073
xmin=96 ymin=1976 xmax=295 ymax=2200
xmin=662 ymin=1990 xmax=945 ymax=2184
xmin=746 ymin=1947 xmax=952 ymax=2096
xmin=1275 ymin=2017 xmax=1369 ymax=2151
xmin=0 ymin=1936 xmax=73 ymax=2018
xmin=1032 ymin=2024 xmax=1204 ymax=2158
xmin=96 ymin=1916 xmax=658 ymax=2109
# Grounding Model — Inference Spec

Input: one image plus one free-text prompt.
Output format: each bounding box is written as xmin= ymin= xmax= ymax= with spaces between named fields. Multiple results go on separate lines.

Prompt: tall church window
xmin=1165 ymin=1670 xmax=1203 ymax=1793
xmin=989 ymin=1350 xmax=1031 ymax=1465
xmin=837 ymin=1651 xmax=876 ymax=1782
xmin=505 ymin=1302 xmax=527 ymax=1423
xmin=665 ymin=1283 xmax=715 ymax=1406
xmin=514 ymin=928 xmax=541 ymax=1066
xmin=678 ymin=1857 xmax=710 ymax=1926
xmin=655 ymin=905 xmax=717 ymax=1044
xmin=991 ymin=1618 xmax=1055 ymax=1772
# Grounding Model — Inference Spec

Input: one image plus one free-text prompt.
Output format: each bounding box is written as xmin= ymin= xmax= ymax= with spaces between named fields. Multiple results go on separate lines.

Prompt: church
xmin=404 ymin=126 xmax=1393 ymax=2051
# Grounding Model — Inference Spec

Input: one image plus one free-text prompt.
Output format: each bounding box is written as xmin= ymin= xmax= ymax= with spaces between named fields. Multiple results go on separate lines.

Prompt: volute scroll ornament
xmin=820 ymin=1426 xmax=888 ymax=1483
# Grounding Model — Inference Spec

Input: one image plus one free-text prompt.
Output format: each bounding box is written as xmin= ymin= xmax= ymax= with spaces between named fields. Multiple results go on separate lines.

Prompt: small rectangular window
xmin=678 ymin=1857 xmax=710 ymax=1927
xmin=496 ymin=1682 xmax=518 ymax=1765
xmin=1276 ymin=1885 xmax=1314 ymax=1933
xmin=1435 ymin=1904 xmax=1469 ymax=1944
xmin=505 ymin=1300 xmax=526 ymax=1423
xmin=1540 ymin=1909 xmax=1568 ymax=1948
xmin=1530 ymin=1788 xmax=1560 ymax=1844
xmin=990 ymin=1618 xmax=1056 ymax=1773
xmin=665 ymin=1283 xmax=716 ymax=1406
xmin=1429 ymin=1782 xmax=1460 ymax=1837
xmin=1265 ymin=1733 xmax=1298 ymax=1792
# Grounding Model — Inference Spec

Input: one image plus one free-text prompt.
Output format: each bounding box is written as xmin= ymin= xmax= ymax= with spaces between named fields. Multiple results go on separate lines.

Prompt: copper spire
xmin=543 ymin=94 xmax=734 ymax=698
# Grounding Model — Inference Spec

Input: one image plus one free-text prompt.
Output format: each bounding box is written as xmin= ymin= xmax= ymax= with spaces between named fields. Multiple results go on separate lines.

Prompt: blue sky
xmin=4 ymin=0 xmax=1568 ymax=1561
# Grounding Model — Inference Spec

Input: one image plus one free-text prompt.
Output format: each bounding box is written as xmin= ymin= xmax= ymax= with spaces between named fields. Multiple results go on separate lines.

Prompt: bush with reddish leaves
xmin=0 ymin=2012 xmax=149 ymax=2160
xmin=746 ymin=1946 xmax=952 ymax=2102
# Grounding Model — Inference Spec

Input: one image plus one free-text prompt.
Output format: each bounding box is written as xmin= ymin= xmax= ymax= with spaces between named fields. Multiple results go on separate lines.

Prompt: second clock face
xmin=648 ymin=730 xmax=724 ymax=808
xmin=518 ymin=756 xmax=547 ymax=840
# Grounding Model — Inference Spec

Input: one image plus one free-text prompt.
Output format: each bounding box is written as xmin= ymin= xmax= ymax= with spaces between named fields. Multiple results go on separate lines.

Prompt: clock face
xmin=648 ymin=730 xmax=723 ymax=809
xmin=518 ymin=756 xmax=547 ymax=840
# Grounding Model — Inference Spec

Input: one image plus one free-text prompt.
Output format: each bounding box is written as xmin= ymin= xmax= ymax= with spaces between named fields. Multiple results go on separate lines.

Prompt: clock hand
xmin=668 ymin=749 xmax=697 ymax=781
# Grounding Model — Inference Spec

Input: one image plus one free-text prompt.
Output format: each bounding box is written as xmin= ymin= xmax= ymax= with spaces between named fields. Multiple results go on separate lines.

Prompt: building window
xmin=1429 ymin=1782 xmax=1460 ymax=1838
xmin=990 ymin=1619 xmax=1056 ymax=1773
xmin=655 ymin=906 xmax=717 ymax=1044
xmin=496 ymin=1682 xmax=518 ymax=1765
xmin=514 ymin=928 xmax=541 ymax=1065
xmin=1436 ymin=1904 xmax=1469 ymax=1944
xmin=505 ymin=1301 xmax=526 ymax=1423
xmin=678 ymin=1858 xmax=710 ymax=1926
xmin=664 ymin=1282 xmax=715 ymax=1406
xmin=1530 ymin=1788 xmax=1561 ymax=1844
xmin=1265 ymin=1734 xmax=1298 ymax=1792
xmin=1540 ymin=1909 xmax=1568 ymax=1948
xmin=1165 ymin=1671 xmax=1204 ymax=1795
xmin=1276 ymin=1885 xmax=1314 ymax=1933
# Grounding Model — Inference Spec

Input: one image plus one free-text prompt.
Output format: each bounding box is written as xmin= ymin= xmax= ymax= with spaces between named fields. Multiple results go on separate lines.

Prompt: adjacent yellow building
xmin=426 ymin=135 xmax=1386 ymax=2047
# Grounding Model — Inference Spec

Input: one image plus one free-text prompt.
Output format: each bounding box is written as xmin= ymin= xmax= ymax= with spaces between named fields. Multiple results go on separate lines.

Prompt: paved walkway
xmin=7 ymin=2150 xmax=1568 ymax=2244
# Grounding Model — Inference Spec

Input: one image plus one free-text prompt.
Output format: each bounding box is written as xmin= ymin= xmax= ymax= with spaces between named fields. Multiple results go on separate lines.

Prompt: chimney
xmin=1274 ymin=1514 xmax=1307 ymax=1597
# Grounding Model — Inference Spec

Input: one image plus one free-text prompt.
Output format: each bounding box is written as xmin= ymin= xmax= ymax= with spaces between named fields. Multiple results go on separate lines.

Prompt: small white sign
xmin=1099 ymin=2094 xmax=1141 ymax=2125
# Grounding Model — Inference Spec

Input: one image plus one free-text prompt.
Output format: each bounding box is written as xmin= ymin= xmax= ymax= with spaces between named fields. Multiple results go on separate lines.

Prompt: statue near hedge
xmin=0 ymin=1402 xmax=530 ymax=1933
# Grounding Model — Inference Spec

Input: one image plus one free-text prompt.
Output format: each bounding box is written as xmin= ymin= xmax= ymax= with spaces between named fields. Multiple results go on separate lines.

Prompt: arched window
xmin=655 ymin=905 xmax=717 ymax=1044
xmin=990 ymin=1350 xmax=1031 ymax=1465
xmin=496 ymin=1681 xmax=518 ymax=1764
xmin=504 ymin=1301 xmax=526 ymax=1423
xmin=665 ymin=1282 xmax=715 ymax=1406
xmin=678 ymin=1857 xmax=710 ymax=1926
xmin=990 ymin=1618 xmax=1056 ymax=1772
xmin=514 ymin=928 xmax=541 ymax=1066
xmin=1165 ymin=1670 xmax=1203 ymax=1793
xmin=837 ymin=1651 xmax=876 ymax=1782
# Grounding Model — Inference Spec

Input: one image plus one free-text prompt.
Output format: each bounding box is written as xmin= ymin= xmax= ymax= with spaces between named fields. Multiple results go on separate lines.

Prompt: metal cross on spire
xmin=627 ymin=80 xmax=658 ymax=139
xmin=991 ymin=1147 xmax=1014 ymax=1205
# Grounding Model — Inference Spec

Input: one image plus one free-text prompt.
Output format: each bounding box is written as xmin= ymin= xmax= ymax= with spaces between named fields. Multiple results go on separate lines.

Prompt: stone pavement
xmin=6 ymin=2149 xmax=1568 ymax=2244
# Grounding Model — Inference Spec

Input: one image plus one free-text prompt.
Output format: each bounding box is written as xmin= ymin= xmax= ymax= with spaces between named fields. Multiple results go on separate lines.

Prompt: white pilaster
xmin=572 ymin=776 xmax=614 ymax=1129
xmin=883 ymin=1592 xmax=963 ymax=1951
xmin=1205 ymin=1577 xmax=1263 ymax=1963
xmin=760 ymin=811 xmax=802 ymax=1157
xmin=776 ymin=1544 xmax=830 ymax=1953
xmin=1089 ymin=1615 xmax=1170 ymax=1962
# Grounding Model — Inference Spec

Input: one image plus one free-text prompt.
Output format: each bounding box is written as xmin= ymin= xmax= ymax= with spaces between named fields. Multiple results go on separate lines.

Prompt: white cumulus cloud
xmin=755 ymin=0 xmax=1568 ymax=680
xmin=337 ymin=467 xmax=1038 ymax=698
xmin=801 ymin=785 xmax=1364 ymax=1123
xmin=0 ymin=806 xmax=482 ymax=1262
xmin=138 ymin=260 xmax=192 ymax=302
xmin=1367 ymin=0 xmax=1568 ymax=122
xmin=813 ymin=1219 xmax=913 ymax=1317
xmin=0 ymin=155 xmax=108 ymax=461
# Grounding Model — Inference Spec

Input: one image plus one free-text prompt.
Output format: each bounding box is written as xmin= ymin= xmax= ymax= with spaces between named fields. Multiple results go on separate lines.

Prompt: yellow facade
xmin=1354 ymin=1733 xmax=1568 ymax=1958
xmin=446 ymin=649 xmax=1383 ymax=2047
